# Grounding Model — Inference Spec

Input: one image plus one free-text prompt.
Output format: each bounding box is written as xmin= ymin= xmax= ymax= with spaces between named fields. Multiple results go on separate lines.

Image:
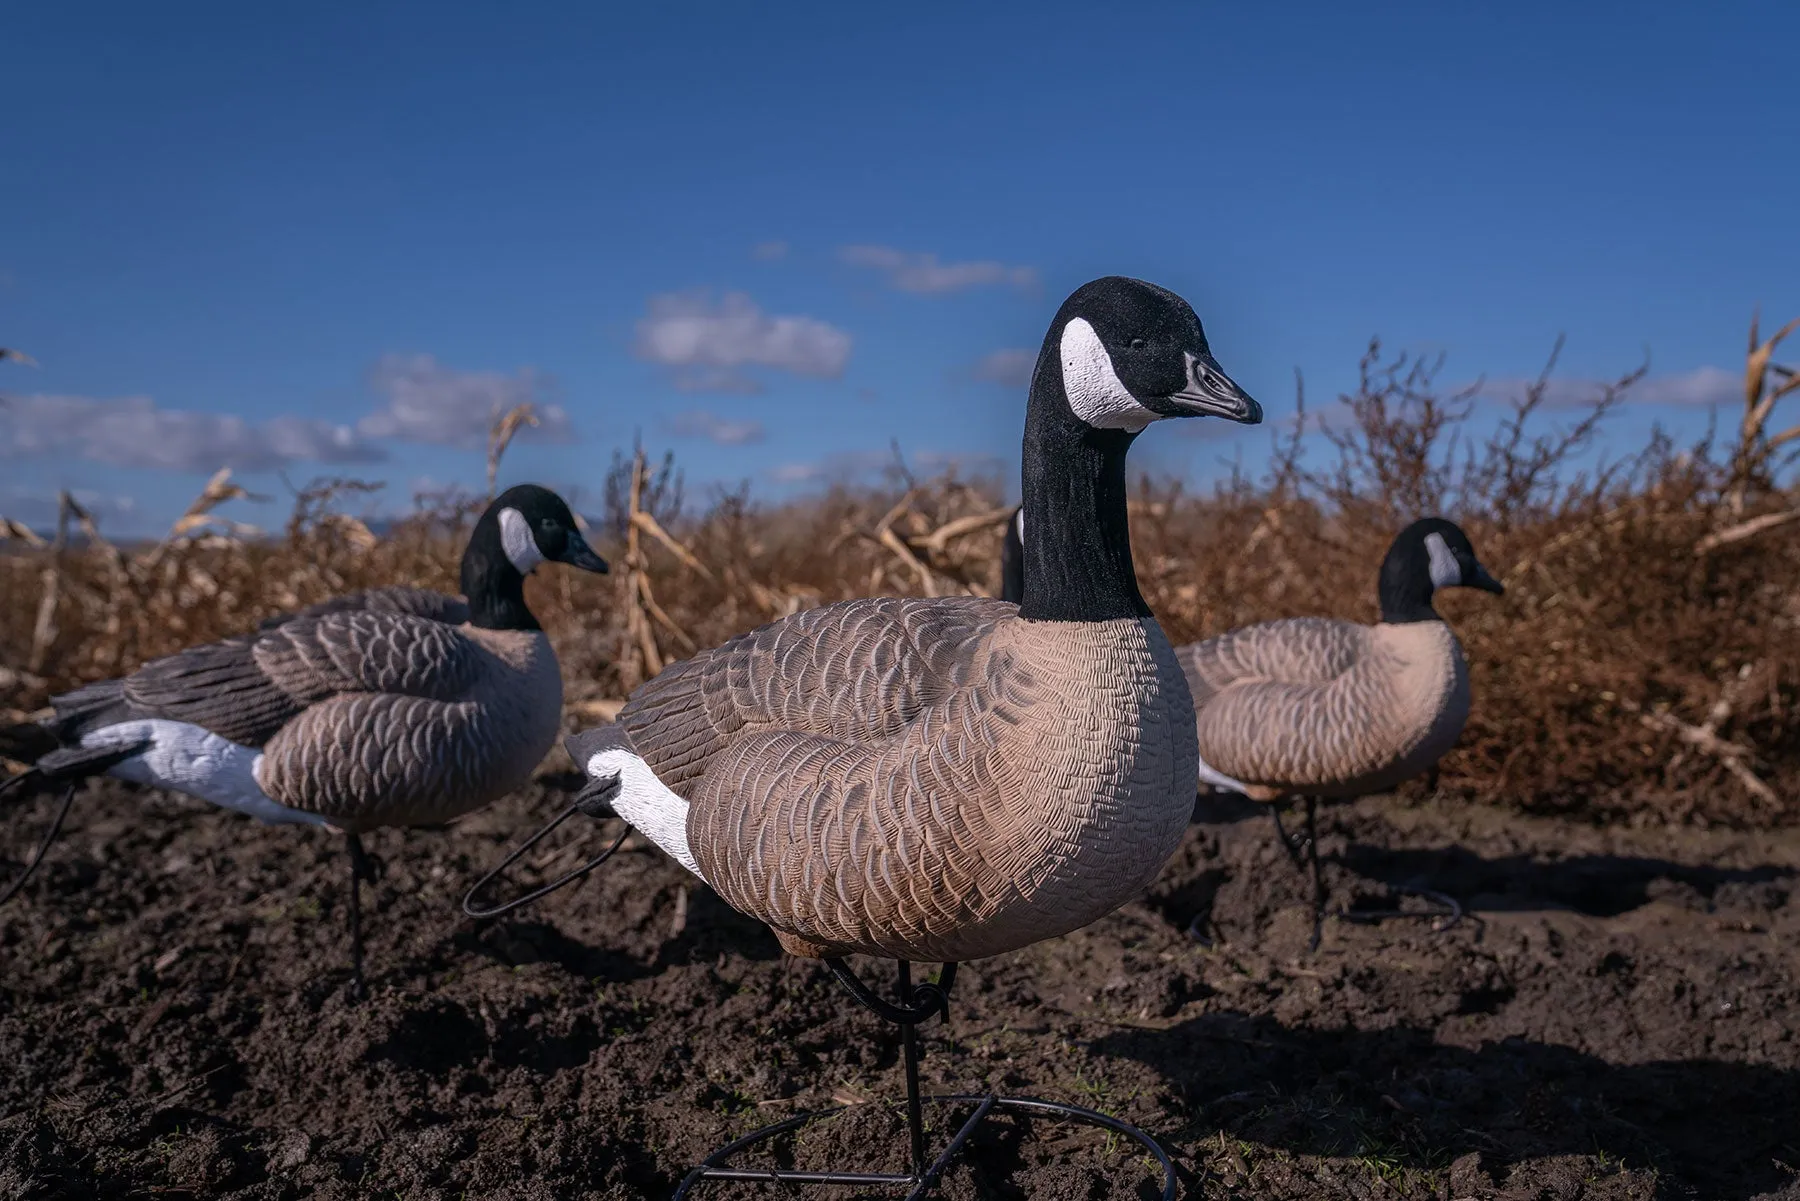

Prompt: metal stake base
xmin=672 ymin=959 xmax=1177 ymax=1200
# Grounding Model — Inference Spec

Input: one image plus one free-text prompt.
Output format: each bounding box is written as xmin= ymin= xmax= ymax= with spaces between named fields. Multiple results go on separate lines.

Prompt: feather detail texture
xmin=61 ymin=614 xmax=560 ymax=831
xmin=255 ymin=586 xmax=471 ymax=631
xmin=617 ymin=596 xmax=1198 ymax=962
xmin=255 ymin=623 xmax=561 ymax=829
xmin=1179 ymin=617 xmax=1470 ymax=798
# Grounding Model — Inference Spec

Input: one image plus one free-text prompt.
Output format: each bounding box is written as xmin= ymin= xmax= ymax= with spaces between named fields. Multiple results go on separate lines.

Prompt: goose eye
xmin=540 ymin=517 xmax=557 ymax=531
xmin=1126 ymin=338 xmax=1147 ymax=350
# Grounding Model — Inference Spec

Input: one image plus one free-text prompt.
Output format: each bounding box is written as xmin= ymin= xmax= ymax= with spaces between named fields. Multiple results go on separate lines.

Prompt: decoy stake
xmin=461 ymin=787 xmax=629 ymax=921
xmin=1 ymin=741 xmax=148 ymax=907
xmin=671 ymin=958 xmax=1177 ymax=1199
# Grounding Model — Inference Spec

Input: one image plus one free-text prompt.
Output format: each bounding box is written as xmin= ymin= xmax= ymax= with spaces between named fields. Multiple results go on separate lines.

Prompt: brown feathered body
xmin=46 ymin=586 xmax=563 ymax=832
xmin=255 ymin=621 xmax=562 ymax=830
xmin=1178 ymin=617 xmax=1469 ymax=802
xmin=616 ymin=596 xmax=1198 ymax=962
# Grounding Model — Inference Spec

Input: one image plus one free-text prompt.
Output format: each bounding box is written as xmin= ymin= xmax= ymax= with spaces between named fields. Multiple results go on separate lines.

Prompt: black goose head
xmin=1377 ymin=517 xmax=1503 ymax=624
xmin=462 ymin=484 xmax=609 ymax=630
xmin=1017 ymin=276 xmax=1261 ymax=623
xmin=1037 ymin=275 xmax=1263 ymax=432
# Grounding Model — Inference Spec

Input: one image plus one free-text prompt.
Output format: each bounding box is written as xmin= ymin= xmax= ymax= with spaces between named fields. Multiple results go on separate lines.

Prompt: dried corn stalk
xmin=487 ymin=403 xmax=539 ymax=501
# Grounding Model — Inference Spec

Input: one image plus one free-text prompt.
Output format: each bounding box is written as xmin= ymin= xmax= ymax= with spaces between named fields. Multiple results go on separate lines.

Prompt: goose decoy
xmin=474 ymin=276 xmax=1261 ymax=1194
xmin=1004 ymin=513 xmax=1502 ymax=947
xmin=1178 ymin=518 xmax=1503 ymax=947
xmin=0 ymin=484 xmax=608 ymax=996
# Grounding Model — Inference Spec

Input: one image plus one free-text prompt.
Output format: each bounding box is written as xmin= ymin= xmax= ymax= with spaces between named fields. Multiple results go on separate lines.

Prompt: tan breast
xmin=258 ymin=628 xmax=563 ymax=830
xmin=688 ymin=615 xmax=1198 ymax=962
xmin=1363 ymin=620 xmax=1470 ymax=790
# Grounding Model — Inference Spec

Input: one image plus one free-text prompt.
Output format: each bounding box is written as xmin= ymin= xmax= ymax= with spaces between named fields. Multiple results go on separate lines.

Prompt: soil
xmin=3 ymin=776 xmax=1798 ymax=1201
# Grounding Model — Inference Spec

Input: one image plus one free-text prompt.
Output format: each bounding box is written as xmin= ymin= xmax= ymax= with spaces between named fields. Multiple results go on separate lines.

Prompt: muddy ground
xmin=2 ymin=775 xmax=1797 ymax=1200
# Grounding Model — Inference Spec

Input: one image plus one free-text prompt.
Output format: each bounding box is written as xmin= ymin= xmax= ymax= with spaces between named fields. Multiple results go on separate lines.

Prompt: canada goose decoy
xmin=0 ymin=484 xmax=607 ymax=996
xmin=1002 ymin=506 xmax=1504 ymax=949
xmin=472 ymin=276 xmax=1261 ymax=1196
xmin=1179 ymin=518 xmax=1503 ymax=948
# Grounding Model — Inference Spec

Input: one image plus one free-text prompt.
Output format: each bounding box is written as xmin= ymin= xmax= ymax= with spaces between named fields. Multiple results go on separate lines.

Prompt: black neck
xmin=1000 ymin=507 xmax=1025 ymax=605
xmin=1376 ymin=541 xmax=1438 ymax=625
xmin=1016 ymin=356 xmax=1151 ymax=623
xmin=461 ymin=519 xmax=540 ymax=631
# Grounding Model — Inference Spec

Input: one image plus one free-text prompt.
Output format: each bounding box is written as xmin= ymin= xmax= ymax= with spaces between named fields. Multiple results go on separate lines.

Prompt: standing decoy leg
xmin=672 ymin=958 xmax=1178 ymax=1198
xmin=0 ymin=775 xmax=76 ymax=907
xmin=2 ymin=742 xmax=147 ymax=908
xmin=1306 ymin=798 xmax=1327 ymax=950
xmin=1268 ymin=800 xmax=1308 ymax=869
xmin=1272 ymin=797 xmax=1326 ymax=950
xmin=344 ymin=832 xmax=378 ymax=1000
xmin=1303 ymin=797 xmax=1326 ymax=951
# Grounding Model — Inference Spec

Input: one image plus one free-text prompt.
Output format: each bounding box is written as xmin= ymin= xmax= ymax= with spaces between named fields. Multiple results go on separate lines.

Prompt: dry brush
xmin=4 ymin=329 xmax=1798 ymax=826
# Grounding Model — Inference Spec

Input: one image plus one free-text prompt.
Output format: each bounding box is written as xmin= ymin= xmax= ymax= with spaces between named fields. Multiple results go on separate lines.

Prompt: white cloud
xmin=1624 ymin=365 xmax=1740 ymax=407
xmin=767 ymin=448 xmax=998 ymax=486
xmin=0 ymin=394 xmax=384 ymax=472
xmin=839 ymin=245 xmax=1037 ymax=295
xmin=972 ymin=348 xmax=1036 ymax=388
xmin=361 ymin=354 xmax=574 ymax=450
xmin=914 ymin=449 xmax=1006 ymax=477
xmin=667 ymin=409 xmax=766 ymax=446
xmin=634 ymin=290 xmax=852 ymax=392
xmin=1476 ymin=365 xmax=1738 ymax=411
xmin=751 ymin=241 xmax=790 ymax=261
xmin=767 ymin=450 xmax=893 ymax=485
xmin=0 ymin=355 xmax=576 ymax=479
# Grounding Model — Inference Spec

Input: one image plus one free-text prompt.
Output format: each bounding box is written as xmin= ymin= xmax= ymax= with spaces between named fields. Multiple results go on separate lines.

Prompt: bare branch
xmin=1694 ymin=509 xmax=1800 ymax=555
xmin=0 ymin=516 xmax=46 ymax=546
xmin=630 ymin=510 xmax=717 ymax=582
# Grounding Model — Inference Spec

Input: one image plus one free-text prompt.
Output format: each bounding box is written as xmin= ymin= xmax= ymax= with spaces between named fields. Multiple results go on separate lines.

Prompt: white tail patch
xmin=1195 ymin=752 xmax=1252 ymax=795
xmin=80 ymin=720 xmax=330 ymax=827
xmin=584 ymin=747 xmax=700 ymax=878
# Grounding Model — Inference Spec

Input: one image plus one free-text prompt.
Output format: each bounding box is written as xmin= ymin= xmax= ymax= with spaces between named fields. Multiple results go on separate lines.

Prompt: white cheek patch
xmin=1060 ymin=318 xmax=1158 ymax=432
xmin=587 ymin=748 xmax=701 ymax=878
xmin=499 ymin=507 xmax=546 ymax=575
xmin=1424 ymin=532 xmax=1462 ymax=590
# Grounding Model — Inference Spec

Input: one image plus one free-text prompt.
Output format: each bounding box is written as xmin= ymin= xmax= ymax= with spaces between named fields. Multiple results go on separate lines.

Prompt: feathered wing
xmin=617 ymin=595 xmax=1195 ymax=960
xmin=679 ymin=670 xmax=1031 ymax=959
xmin=1179 ymin=616 xmax=1363 ymax=703
xmin=618 ymin=595 xmax=1013 ymax=797
xmin=1180 ymin=616 xmax=1401 ymax=792
xmin=64 ymin=610 xmax=483 ymax=749
xmin=250 ymin=610 xmax=480 ymax=704
xmin=255 ymin=586 xmax=470 ymax=632
xmin=112 ymin=633 xmax=303 ymax=746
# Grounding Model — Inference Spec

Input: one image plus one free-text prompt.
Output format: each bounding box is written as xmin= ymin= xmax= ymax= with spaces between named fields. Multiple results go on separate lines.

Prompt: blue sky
xmin=3 ymin=1 xmax=1797 ymax=534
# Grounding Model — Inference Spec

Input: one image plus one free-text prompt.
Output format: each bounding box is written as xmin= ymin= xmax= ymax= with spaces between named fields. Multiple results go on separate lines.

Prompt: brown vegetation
xmin=4 ymin=320 xmax=1798 ymax=826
